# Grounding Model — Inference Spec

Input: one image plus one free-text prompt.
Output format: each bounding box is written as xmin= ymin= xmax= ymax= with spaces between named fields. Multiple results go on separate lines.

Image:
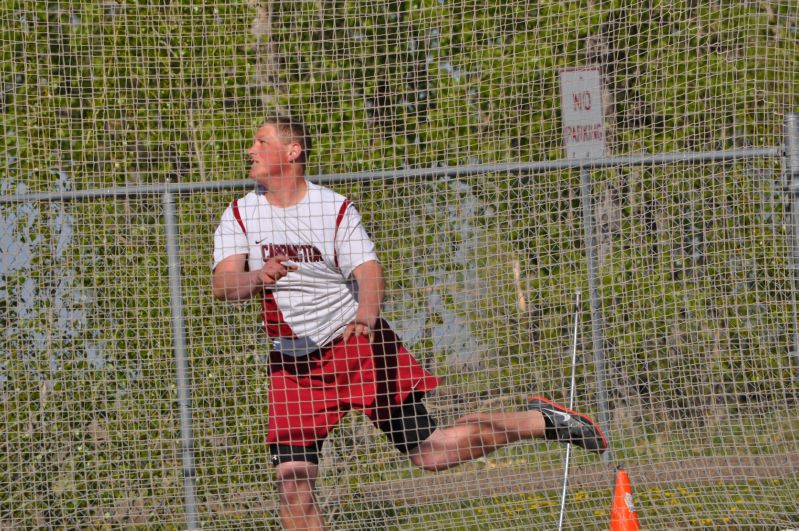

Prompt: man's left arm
xmin=344 ymin=259 xmax=385 ymax=341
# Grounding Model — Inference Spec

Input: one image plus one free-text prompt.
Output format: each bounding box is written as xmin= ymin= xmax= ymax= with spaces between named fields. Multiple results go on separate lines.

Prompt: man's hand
xmin=342 ymin=314 xmax=377 ymax=343
xmin=259 ymin=255 xmax=298 ymax=286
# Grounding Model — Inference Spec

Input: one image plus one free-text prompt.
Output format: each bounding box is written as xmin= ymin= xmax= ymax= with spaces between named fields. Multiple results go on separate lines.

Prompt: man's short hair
xmin=262 ymin=113 xmax=311 ymax=165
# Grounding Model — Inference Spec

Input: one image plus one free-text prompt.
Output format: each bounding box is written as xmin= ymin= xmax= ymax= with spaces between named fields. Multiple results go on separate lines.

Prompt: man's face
xmin=247 ymin=124 xmax=299 ymax=184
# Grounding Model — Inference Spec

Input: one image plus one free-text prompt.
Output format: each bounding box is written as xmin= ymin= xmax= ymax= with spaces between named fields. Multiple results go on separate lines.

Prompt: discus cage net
xmin=1 ymin=1 xmax=798 ymax=529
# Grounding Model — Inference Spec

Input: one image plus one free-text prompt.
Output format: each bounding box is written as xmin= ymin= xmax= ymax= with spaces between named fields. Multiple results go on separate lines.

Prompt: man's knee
xmin=407 ymin=449 xmax=445 ymax=471
xmin=406 ymin=430 xmax=451 ymax=472
xmin=275 ymin=462 xmax=319 ymax=505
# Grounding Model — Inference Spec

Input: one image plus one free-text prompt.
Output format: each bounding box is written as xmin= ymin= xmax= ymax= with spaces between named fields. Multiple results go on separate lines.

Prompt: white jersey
xmin=213 ymin=182 xmax=379 ymax=356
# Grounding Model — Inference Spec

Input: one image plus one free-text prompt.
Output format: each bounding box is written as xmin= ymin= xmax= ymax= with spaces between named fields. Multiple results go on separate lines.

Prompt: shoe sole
xmin=527 ymin=395 xmax=609 ymax=454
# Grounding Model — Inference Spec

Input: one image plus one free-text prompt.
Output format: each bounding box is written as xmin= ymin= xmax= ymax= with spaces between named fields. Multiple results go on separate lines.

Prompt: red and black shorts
xmin=266 ymin=319 xmax=440 ymax=465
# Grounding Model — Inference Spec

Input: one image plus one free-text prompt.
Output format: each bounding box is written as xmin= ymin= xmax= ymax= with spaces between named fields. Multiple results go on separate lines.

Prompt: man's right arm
xmin=212 ymin=253 xmax=297 ymax=300
xmin=212 ymin=254 xmax=263 ymax=300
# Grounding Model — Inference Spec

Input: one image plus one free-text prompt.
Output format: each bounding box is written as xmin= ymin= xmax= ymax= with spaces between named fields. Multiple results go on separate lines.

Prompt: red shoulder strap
xmin=333 ymin=199 xmax=351 ymax=269
xmin=232 ymin=199 xmax=247 ymax=235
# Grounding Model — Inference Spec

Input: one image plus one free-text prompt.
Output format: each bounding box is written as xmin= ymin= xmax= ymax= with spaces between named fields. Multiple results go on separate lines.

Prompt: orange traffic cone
xmin=610 ymin=466 xmax=640 ymax=530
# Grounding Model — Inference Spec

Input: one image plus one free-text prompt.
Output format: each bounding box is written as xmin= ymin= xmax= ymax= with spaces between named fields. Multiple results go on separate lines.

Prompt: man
xmin=212 ymin=114 xmax=607 ymax=530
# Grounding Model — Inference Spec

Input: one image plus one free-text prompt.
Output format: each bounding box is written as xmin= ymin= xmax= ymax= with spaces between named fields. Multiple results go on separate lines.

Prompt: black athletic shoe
xmin=527 ymin=396 xmax=608 ymax=454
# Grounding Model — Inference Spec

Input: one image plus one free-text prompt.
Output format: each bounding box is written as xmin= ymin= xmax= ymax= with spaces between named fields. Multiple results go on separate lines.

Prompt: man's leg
xmin=275 ymin=461 xmax=325 ymax=531
xmin=270 ymin=441 xmax=328 ymax=530
xmin=407 ymin=409 xmax=547 ymax=471
xmin=406 ymin=396 xmax=607 ymax=471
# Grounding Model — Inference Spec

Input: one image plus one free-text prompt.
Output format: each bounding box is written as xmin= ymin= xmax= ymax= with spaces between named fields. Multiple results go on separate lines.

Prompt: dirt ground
xmin=358 ymin=451 xmax=799 ymax=506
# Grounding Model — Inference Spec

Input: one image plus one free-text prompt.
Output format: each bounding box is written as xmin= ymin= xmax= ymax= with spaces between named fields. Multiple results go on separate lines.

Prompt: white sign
xmin=559 ymin=68 xmax=606 ymax=159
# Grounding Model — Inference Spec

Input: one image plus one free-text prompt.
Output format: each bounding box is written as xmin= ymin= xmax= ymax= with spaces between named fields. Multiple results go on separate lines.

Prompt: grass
xmin=317 ymin=410 xmax=799 ymax=530
xmin=331 ymin=479 xmax=799 ymax=530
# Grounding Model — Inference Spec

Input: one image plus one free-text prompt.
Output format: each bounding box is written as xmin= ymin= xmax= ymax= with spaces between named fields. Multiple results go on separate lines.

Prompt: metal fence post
xmin=579 ymin=167 xmax=613 ymax=465
xmin=162 ymin=190 xmax=200 ymax=530
xmin=786 ymin=113 xmax=799 ymax=381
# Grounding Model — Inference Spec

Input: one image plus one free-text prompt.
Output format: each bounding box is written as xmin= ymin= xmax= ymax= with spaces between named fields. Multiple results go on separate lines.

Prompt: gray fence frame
xmin=1 ymin=114 xmax=796 ymax=530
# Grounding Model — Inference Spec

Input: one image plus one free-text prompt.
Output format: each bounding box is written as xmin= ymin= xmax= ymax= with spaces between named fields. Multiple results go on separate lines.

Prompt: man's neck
xmin=263 ymin=177 xmax=308 ymax=208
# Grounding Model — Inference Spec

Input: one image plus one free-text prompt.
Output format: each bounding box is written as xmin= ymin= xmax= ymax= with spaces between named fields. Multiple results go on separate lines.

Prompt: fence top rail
xmin=0 ymin=147 xmax=782 ymax=204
